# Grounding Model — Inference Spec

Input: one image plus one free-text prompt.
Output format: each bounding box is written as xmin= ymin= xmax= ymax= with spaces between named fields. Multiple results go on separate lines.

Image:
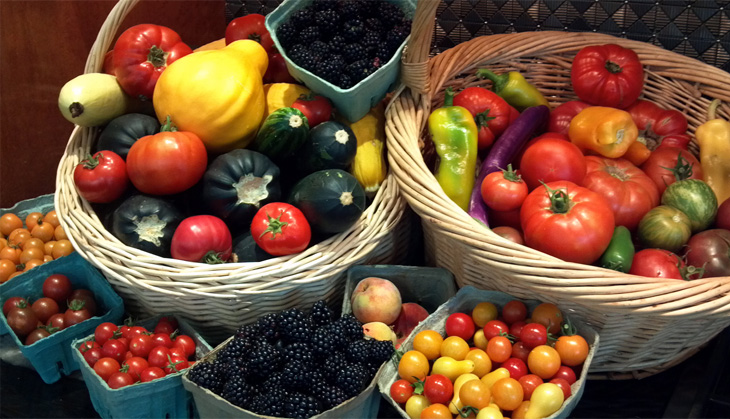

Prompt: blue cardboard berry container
xmin=265 ymin=0 xmax=417 ymax=123
xmin=0 ymin=251 xmax=125 ymax=383
xmin=71 ymin=315 xmax=213 ymax=419
xmin=377 ymin=286 xmax=600 ymax=419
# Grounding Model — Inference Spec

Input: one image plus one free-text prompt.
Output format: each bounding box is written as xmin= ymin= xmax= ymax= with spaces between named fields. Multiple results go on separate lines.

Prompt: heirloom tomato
xmin=637 ymin=205 xmax=692 ymax=253
xmin=570 ymin=43 xmax=644 ymax=109
xmin=73 ymin=151 xmax=129 ymax=203
xmin=170 ymin=215 xmax=233 ymax=263
xmin=626 ymin=99 xmax=690 ymax=150
xmin=548 ymin=100 xmax=591 ymax=135
xmin=481 ymin=164 xmax=528 ymax=212
xmin=628 ymin=248 xmax=690 ymax=279
xmin=582 ymin=156 xmax=660 ymax=231
xmin=453 ymin=86 xmax=518 ymax=150
xmin=519 ymin=134 xmax=587 ymax=190
xmin=250 ymin=203 xmax=311 ymax=256
xmin=716 ymin=198 xmax=730 ymax=230
xmin=225 ymin=14 xmax=273 ymax=52
xmin=684 ymin=229 xmax=730 ymax=278
xmin=640 ymin=147 xmax=703 ymax=195
xmin=520 ymin=181 xmax=615 ymax=265
xmin=112 ymin=24 xmax=193 ymax=100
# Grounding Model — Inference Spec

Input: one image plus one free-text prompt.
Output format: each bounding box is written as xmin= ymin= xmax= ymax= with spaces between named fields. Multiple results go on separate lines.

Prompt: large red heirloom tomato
xmin=570 ymin=43 xmax=644 ymax=109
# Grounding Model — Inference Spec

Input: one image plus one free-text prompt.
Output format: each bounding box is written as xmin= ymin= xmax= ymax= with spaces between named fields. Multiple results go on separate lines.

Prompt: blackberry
xmin=221 ymin=375 xmax=258 ymax=408
xmin=289 ymin=45 xmax=321 ymax=72
xmin=282 ymin=341 xmax=315 ymax=365
xmin=234 ymin=323 xmax=258 ymax=341
xmin=346 ymin=58 xmax=376 ymax=83
xmin=310 ymin=40 xmax=330 ymax=57
xmin=300 ymin=26 xmax=321 ymax=45
xmin=328 ymin=35 xmax=347 ymax=56
xmin=311 ymin=326 xmax=339 ymax=360
xmin=314 ymin=54 xmax=346 ymax=83
xmin=314 ymin=9 xmax=340 ymax=38
xmin=368 ymin=339 xmax=396 ymax=365
xmin=334 ymin=361 xmax=369 ymax=398
xmin=344 ymin=339 xmax=371 ymax=363
xmin=385 ymin=26 xmax=410 ymax=52
xmin=262 ymin=371 xmax=285 ymax=389
xmin=285 ymin=392 xmax=322 ymax=419
xmin=338 ymin=0 xmax=364 ymax=20
xmin=343 ymin=19 xmax=366 ymax=43
xmin=311 ymin=380 xmax=349 ymax=410
xmin=246 ymin=340 xmax=281 ymax=379
xmin=250 ymin=387 xmax=289 ymax=417
xmin=290 ymin=8 xmax=315 ymax=30
xmin=344 ymin=43 xmax=368 ymax=64
xmin=219 ymin=356 xmax=248 ymax=381
xmin=217 ymin=336 xmax=250 ymax=363
xmin=321 ymin=351 xmax=347 ymax=383
xmin=324 ymin=321 xmax=349 ymax=348
xmin=255 ymin=312 xmax=280 ymax=343
xmin=278 ymin=307 xmax=314 ymax=344
xmin=337 ymin=73 xmax=356 ymax=90
xmin=281 ymin=361 xmax=318 ymax=392
xmin=375 ymin=43 xmax=396 ymax=63
xmin=337 ymin=314 xmax=364 ymax=341
xmin=364 ymin=17 xmax=384 ymax=33
xmin=309 ymin=299 xmax=334 ymax=328
xmin=313 ymin=0 xmax=338 ymax=12
xmin=381 ymin=2 xmax=405 ymax=27
xmin=188 ymin=362 xmax=225 ymax=394
xmin=361 ymin=30 xmax=382 ymax=54
xmin=276 ymin=22 xmax=298 ymax=49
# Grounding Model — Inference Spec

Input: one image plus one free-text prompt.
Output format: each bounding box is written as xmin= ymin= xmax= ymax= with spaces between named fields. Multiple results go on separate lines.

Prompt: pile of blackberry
xmin=276 ymin=0 xmax=412 ymax=89
xmin=187 ymin=300 xmax=396 ymax=418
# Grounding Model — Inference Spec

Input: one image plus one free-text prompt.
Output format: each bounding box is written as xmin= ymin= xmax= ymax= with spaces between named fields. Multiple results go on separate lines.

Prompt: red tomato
xmin=629 ymin=248 xmax=686 ymax=279
xmin=6 ymin=306 xmax=40 ymax=337
xmin=30 ymin=297 xmax=59 ymax=324
xmin=582 ymin=156 xmax=660 ymax=231
xmin=140 ymin=366 xmax=167 ymax=382
xmin=445 ymin=312 xmax=476 ymax=341
xmin=502 ymin=300 xmax=528 ymax=325
xmin=79 ymin=339 xmax=100 ymax=353
xmin=570 ymin=43 xmax=644 ymax=109
xmin=3 ymin=297 xmax=28 ymax=316
xmin=169 ymin=347 xmax=187 ymax=360
xmin=491 ymin=226 xmax=524 ymax=245
xmin=511 ymin=341 xmax=532 ymax=364
xmin=626 ymin=99 xmax=690 ymax=150
xmin=263 ymin=52 xmax=296 ymax=84
xmin=42 ymin=274 xmax=72 ymax=304
xmin=481 ymin=165 xmax=529 ymax=212
xmin=423 ymin=374 xmax=454 ymax=404
xmin=154 ymin=318 xmax=178 ymax=335
xmin=520 ymin=181 xmax=615 ymax=264
xmin=685 ymin=229 xmax=730 ymax=278
xmin=170 ymin=215 xmax=233 ymax=263
xmin=148 ymin=346 xmax=172 ymax=369
xmin=93 ymin=357 xmax=121 ymax=382
xmin=483 ymin=320 xmax=509 ymax=340
xmin=225 ymin=14 xmax=274 ymax=52
xmin=551 ymin=365 xmax=577 ymax=385
xmin=390 ymin=379 xmax=414 ymax=404
xmin=716 ymin=197 xmax=730 ymax=230
xmin=173 ymin=335 xmax=196 ymax=358
xmin=292 ymin=94 xmax=333 ymax=128
xmin=73 ymin=151 xmax=129 ymax=204
xmin=112 ymin=24 xmax=193 ymax=100
xmin=548 ymin=100 xmax=591 ymax=135
xmin=95 ymin=322 xmax=120 ymax=346
xmin=63 ymin=300 xmax=92 ymax=328
xmin=68 ymin=289 xmax=97 ymax=317
xmin=518 ymin=374 xmax=544 ymax=400
xmin=501 ymin=357 xmax=529 ymax=380
xmin=549 ymin=377 xmax=572 ymax=399
xmin=24 ymin=327 xmax=52 ymax=345
xmin=126 ymin=126 xmax=208 ymax=196
xmin=251 ymin=203 xmax=312 ymax=256
xmin=519 ymin=135 xmax=587 ymax=190
xmin=488 ymin=207 xmax=522 ymax=231
xmin=129 ymin=334 xmax=155 ymax=358
xmin=164 ymin=354 xmax=190 ymax=374
xmin=152 ymin=333 xmax=174 ymax=349
xmin=123 ymin=357 xmax=150 ymax=382
xmin=453 ymin=86 xmax=518 ymax=150
xmin=46 ymin=313 xmax=66 ymax=330
xmin=509 ymin=320 xmax=527 ymax=338
xmin=102 ymin=339 xmax=129 ymax=363
xmin=83 ymin=347 xmax=104 ymax=367
xmin=519 ymin=323 xmax=548 ymax=349
xmin=640 ymin=147 xmax=703 ymax=195
xmin=107 ymin=371 xmax=135 ymax=389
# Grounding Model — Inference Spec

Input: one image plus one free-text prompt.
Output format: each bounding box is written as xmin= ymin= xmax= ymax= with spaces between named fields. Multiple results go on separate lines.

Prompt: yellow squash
xmin=153 ymin=40 xmax=268 ymax=154
xmin=338 ymin=102 xmax=388 ymax=195
xmin=263 ymin=83 xmax=311 ymax=120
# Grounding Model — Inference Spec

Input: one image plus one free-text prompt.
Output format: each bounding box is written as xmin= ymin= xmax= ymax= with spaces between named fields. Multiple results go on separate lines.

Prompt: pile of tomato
xmin=0 ymin=210 xmax=75 ymax=283
xmin=3 ymin=273 xmax=98 ymax=345
xmin=390 ymin=300 xmax=590 ymax=419
xmin=78 ymin=317 xmax=197 ymax=390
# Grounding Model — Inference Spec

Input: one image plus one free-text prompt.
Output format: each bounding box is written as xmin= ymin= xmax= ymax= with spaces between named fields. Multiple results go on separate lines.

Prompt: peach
xmin=393 ymin=302 xmax=430 ymax=345
xmin=350 ymin=277 xmax=402 ymax=324
xmin=363 ymin=321 xmax=398 ymax=344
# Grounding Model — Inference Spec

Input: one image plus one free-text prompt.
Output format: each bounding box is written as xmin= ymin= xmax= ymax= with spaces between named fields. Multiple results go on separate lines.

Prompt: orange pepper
xmin=568 ymin=106 xmax=638 ymax=158
xmin=623 ymin=141 xmax=651 ymax=166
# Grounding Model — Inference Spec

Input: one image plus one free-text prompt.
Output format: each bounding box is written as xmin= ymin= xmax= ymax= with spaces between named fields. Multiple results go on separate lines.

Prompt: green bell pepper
xmin=599 ymin=226 xmax=635 ymax=273
xmin=476 ymin=68 xmax=550 ymax=112
xmin=428 ymin=87 xmax=479 ymax=211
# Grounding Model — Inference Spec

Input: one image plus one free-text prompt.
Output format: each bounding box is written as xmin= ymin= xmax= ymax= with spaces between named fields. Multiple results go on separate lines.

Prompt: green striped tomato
xmin=661 ymin=179 xmax=718 ymax=233
xmin=637 ymin=205 xmax=692 ymax=253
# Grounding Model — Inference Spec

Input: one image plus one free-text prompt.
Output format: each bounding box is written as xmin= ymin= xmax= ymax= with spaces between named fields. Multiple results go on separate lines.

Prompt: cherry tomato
xmin=527 ymin=345 xmax=562 ymax=379
xmin=3 ymin=297 xmax=28 ymax=316
xmin=173 ymin=335 xmax=196 ymax=358
xmin=0 ymin=213 xmax=23 ymax=236
xmin=491 ymin=225 xmax=525 ymax=245
xmin=46 ymin=313 xmax=66 ymax=330
xmin=390 ymin=379 xmax=414 ymax=404
xmin=140 ymin=366 xmax=167 ymax=382
xmin=483 ymin=320 xmax=509 ymax=340
xmin=148 ymin=346 xmax=172 ymax=369
xmin=518 ymin=374 xmax=544 ymax=400
xmin=153 ymin=320 xmax=176 ymax=335
xmin=398 ymin=350 xmax=430 ymax=383
xmin=440 ymin=336 xmax=470 ymax=361
xmin=25 ymin=327 xmax=52 ymax=345
xmin=471 ymin=302 xmax=498 ymax=328
xmin=63 ymin=300 xmax=92 ymax=328
xmin=94 ymin=322 xmax=120 ymax=346
xmin=169 ymin=346 xmax=187 ymax=359
xmin=445 ymin=312 xmax=476 ymax=341
xmin=102 ymin=339 xmax=128 ymax=363
xmin=552 ymin=365 xmax=577 ymax=385
xmin=164 ymin=354 xmax=190 ymax=374
xmin=459 ymin=379 xmax=492 ymax=410
xmin=549 ymin=377 xmax=572 ymax=399
xmin=152 ymin=333 xmax=174 ymax=349
xmin=263 ymin=52 xmax=296 ymax=84
xmin=42 ymin=274 xmax=72 ymax=304
xmin=107 ymin=371 xmax=135 ymax=389
xmin=251 ymin=203 xmax=312 ymax=257
xmin=68 ymin=289 xmax=97 ymax=317
xmin=502 ymin=300 xmax=528 ymax=325
xmin=123 ymin=357 xmax=149 ymax=382
xmin=405 ymin=395 xmax=431 ymax=419
xmin=419 ymin=403 xmax=452 ymax=419
xmin=501 ymin=357 xmax=529 ymax=380
xmin=481 ymin=165 xmax=529 ymax=212
xmin=491 ymin=377 xmax=525 ymax=411
xmin=83 ymin=347 xmax=104 ymax=367
xmin=554 ymin=334 xmax=589 ymax=367
xmin=79 ymin=339 xmax=100 ymax=353
xmin=511 ymin=341 xmax=532 ymax=364
xmin=487 ymin=335 xmax=513 ymax=363
xmin=94 ymin=357 xmax=121 ymax=382
xmin=292 ymin=94 xmax=333 ymax=128
xmin=423 ymin=374 xmax=454 ymax=404
xmin=6 ymin=306 xmax=40 ymax=337
xmin=530 ymin=303 xmax=564 ymax=335
xmin=509 ymin=320 xmax=527 ymax=338
xmin=73 ymin=151 xmax=129 ymax=203
xmin=519 ymin=323 xmax=548 ymax=349
xmin=412 ymin=330 xmax=444 ymax=361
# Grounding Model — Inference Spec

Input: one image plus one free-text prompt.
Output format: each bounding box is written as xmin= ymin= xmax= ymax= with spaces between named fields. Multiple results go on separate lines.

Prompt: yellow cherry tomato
xmin=481 ymin=367 xmax=510 ymax=390
xmin=465 ymin=348 xmax=492 ymax=378
xmin=440 ymin=335 xmax=470 ymax=360
xmin=399 ymin=350 xmax=430 ymax=383
xmin=413 ymin=330 xmax=444 ymax=360
xmin=405 ymin=394 xmax=431 ymax=419
xmin=476 ymin=406 xmax=504 ymax=419
xmin=472 ymin=329 xmax=488 ymax=350
xmin=471 ymin=302 xmax=498 ymax=327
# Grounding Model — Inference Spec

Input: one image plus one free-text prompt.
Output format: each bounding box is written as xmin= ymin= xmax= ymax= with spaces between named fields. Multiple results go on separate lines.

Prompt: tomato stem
xmin=160 ymin=115 xmax=179 ymax=132
xmin=475 ymin=109 xmax=496 ymax=129
xmin=259 ymin=211 xmax=289 ymax=239
xmin=542 ymin=183 xmax=573 ymax=214
xmin=660 ymin=153 xmax=694 ymax=182
xmin=81 ymin=153 xmax=102 ymax=170
xmin=147 ymin=45 xmax=168 ymax=68
xmin=500 ymin=164 xmax=522 ymax=183
xmin=605 ymin=60 xmax=622 ymax=74
xmin=202 ymin=251 xmax=226 ymax=265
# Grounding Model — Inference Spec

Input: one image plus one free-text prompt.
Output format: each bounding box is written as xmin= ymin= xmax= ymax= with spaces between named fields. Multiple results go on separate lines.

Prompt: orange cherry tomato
xmin=54 ymin=225 xmax=68 ymax=241
xmin=420 ymin=403 xmax=452 ymax=419
xmin=44 ymin=241 xmax=56 ymax=256
xmin=486 ymin=335 xmax=513 ymax=363
xmin=19 ymin=247 xmax=45 ymax=265
xmin=7 ymin=229 xmax=31 ymax=247
xmin=43 ymin=210 xmax=60 ymax=228
xmin=21 ymin=238 xmax=45 ymax=251
xmin=0 ymin=259 xmax=17 ymax=283
xmin=23 ymin=259 xmax=44 ymax=272
xmin=527 ymin=345 xmax=562 ymax=379
xmin=398 ymin=350 xmax=430 ymax=383
xmin=530 ymin=303 xmax=564 ymax=335
xmin=0 ymin=214 xmax=23 ymax=236
xmin=0 ymin=245 xmax=22 ymax=265
xmin=31 ymin=221 xmax=55 ymax=242
xmin=7 ymin=271 xmax=23 ymax=281
xmin=0 ymin=238 xmax=7 ymax=249
xmin=491 ymin=377 xmax=524 ymax=411
xmin=459 ymin=379 xmax=492 ymax=410
xmin=25 ymin=212 xmax=43 ymax=231
xmin=465 ymin=348 xmax=492 ymax=378
xmin=51 ymin=239 xmax=75 ymax=259
xmin=554 ymin=334 xmax=589 ymax=367
xmin=413 ymin=330 xmax=444 ymax=360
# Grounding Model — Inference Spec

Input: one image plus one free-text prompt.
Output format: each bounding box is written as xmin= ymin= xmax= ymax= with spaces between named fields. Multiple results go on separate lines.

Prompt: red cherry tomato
xmin=140 ymin=366 xmax=166 ymax=382
xmin=102 ymin=339 xmax=129 ymax=364
xmin=164 ymin=354 xmax=190 ymax=374
xmin=519 ymin=323 xmax=548 ymax=349
xmin=502 ymin=300 xmax=528 ymax=325
xmin=292 ymin=94 xmax=333 ymax=128
xmin=445 ymin=312 xmax=476 ymax=341
xmin=173 ymin=335 xmax=197 ymax=358
xmin=551 ymin=365 xmax=577 ymax=385
xmin=501 ymin=357 xmax=529 ymax=380
xmin=518 ymin=374 xmax=544 ymax=400
xmin=93 ymin=357 xmax=121 ymax=382
xmin=511 ymin=341 xmax=532 ymax=364
xmin=390 ymin=379 xmax=414 ymax=404
xmin=3 ymin=297 xmax=28 ymax=316
xmin=152 ymin=333 xmax=174 ymax=349
xmin=107 ymin=371 xmax=135 ymax=389
xmin=483 ymin=320 xmax=509 ymax=340
xmin=30 ymin=297 xmax=60 ymax=324
xmin=148 ymin=346 xmax=172 ymax=369
xmin=42 ymin=274 xmax=72 ymax=304
xmin=83 ymin=347 xmax=104 ymax=368
xmin=423 ymin=374 xmax=454 ymax=404
xmin=487 ymin=335 xmax=513 ymax=363
xmin=129 ymin=334 xmax=155 ymax=358
xmin=549 ymin=377 xmax=572 ymax=399
xmin=153 ymin=320 xmax=177 ymax=335
xmin=94 ymin=322 xmax=120 ymax=346
xmin=123 ymin=356 xmax=150 ymax=382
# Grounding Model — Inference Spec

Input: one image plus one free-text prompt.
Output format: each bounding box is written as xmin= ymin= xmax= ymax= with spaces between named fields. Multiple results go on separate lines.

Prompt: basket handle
xmin=401 ymin=0 xmax=440 ymax=95
xmin=83 ymin=0 xmax=140 ymax=74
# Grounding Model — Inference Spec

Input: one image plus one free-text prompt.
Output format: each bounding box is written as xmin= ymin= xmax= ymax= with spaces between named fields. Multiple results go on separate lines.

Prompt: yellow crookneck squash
xmin=153 ymin=40 xmax=268 ymax=154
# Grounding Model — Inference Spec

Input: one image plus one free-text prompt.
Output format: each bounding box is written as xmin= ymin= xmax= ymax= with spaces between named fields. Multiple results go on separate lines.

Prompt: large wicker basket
xmin=386 ymin=0 xmax=730 ymax=378
xmin=54 ymin=0 xmax=410 ymax=345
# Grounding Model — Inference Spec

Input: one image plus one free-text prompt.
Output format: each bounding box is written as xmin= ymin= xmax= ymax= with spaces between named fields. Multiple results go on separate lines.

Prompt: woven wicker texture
xmin=54 ymin=0 xmax=410 ymax=345
xmin=386 ymin=0 xmax=730 ymax=377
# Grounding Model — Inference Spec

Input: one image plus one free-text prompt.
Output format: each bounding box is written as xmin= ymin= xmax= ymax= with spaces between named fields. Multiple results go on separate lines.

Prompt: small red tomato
xmin=140 ymin=366 xmax=166 ymax=382
xmin=129 ymin=334 xmax=155 ymax=358
xmin=73 ymin=151 xmax=129 ymax=203
xmin=123 ymin=356 xmax=150 ymax=382
xmin=551 ymin=365 xmax=577 ymax=385
xmin=423 ymin=374 xmax=454 ymax=404
xmin=152 ymin=333 xmax=174 ymax=348
xmin=164 ymin=354 xmax=190 ymax=374
xmin=148 ymin=346 xmax=172 ymax=369
xmin=481 ymin=165 xmax=529 ymax=212
xmin=24 ymin=327 xmax=52 ymax=345
xmin=518 ymin=374 xmax=544 ymax=400
xmin=79 ymin=339 xmax=100 ymax=353
xmin=30 ymin=297 xmax=60 ymax=324
xmin=68 ymin=289 xmax=97 ymax=317
xmin=107 ymin=371 xmax=135 ymax=389
xmin=483 ymin=319 xmax=509 ymax=340
xmin=153 ymin=320 xmax=176 ymax=335
xmin=549 ymin=377 xmax=572 ymax=399
xmin=102 ymin=339 xmax=129 ymax=363
xmin=445 ymin=312 xmax=476 ymax=341
xmin=389 ymin=379 xmax=414 ymax=404
xmin=94 ymin=357 xmax=121 ymax=382
xmin=83 ymin=347 xmax=104 ymax=368
xmin=42 ymin=274 xmax=73 ymax=304
xmin=173 ymin=335 xmax=196 ymax=358
xmin=292 ymin=94 xmax=333 ymax=128
xmin=63 ymin=300 xmax=92 ymax=328
xmin=6 ymin=306 xmax=40 ymax=338
xmin=251 ymin=203 xmax=312 ymax=256
xmin=511 ymin=341 xmax=532 ymax=364
xmin=95 ymin=322 xmax=120 ymax=346
xmin=509 ymin=320 xmax=527 ymax=338
xmin=519 ymin=323 xmax=548 ymax=349
xmin=3 ymin=297 xmax=28 ymax=316
xmin=502 ymin=300 xmax=528 ymax=325
xmin=501 ymin=357 xmax=529 ymax=380
xmin=46 ymin=313 xmax=66 ymax=330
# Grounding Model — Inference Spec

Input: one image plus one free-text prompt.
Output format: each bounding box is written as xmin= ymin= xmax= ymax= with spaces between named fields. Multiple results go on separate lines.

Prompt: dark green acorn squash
xmin=230 ymin=233 xmax=274 ymax=263
xmin=288 ymin=169 xmax=366 ymax=234
xmin=111 ymin=194 xmax=184 ymax=257
xmin=95 ymin=113 xmax=160 ymax=159
xmin=201 ymin=149 xmax=281 ymax=234
xmin=296 ymin=120 xmax=357 ymax=175
xmin=250 ymin=107 xmax=309 ymax=164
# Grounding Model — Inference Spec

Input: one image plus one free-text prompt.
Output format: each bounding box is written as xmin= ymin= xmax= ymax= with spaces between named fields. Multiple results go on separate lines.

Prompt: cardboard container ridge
xmin=265 ymin=0 xmax=417 ymax=123
xmin=377 ymin=286 xmax=600 ymax=419
xmin=71 ymin=315 xmax=213 ymax=419
xmin=0 ymin=252 xmax=125 ymax=383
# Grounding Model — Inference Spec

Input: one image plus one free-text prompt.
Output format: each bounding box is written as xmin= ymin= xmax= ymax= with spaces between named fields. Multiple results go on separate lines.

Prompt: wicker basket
xmin=54 ymin=0 xmax=410 ymax=345
xmin=386 ymin=0 xmax=730 ymax=378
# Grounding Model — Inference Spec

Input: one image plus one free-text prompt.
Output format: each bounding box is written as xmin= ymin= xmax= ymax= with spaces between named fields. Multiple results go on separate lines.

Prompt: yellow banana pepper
xmin=568 ymin=106 xmax=638 ymax=158
xmin=696 ymin=99 xmax=730 ymax=205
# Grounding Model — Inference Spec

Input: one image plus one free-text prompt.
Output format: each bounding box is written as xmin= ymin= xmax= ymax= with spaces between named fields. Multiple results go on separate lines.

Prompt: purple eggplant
xmin=468 ymin=105 xmax=550 ymax=226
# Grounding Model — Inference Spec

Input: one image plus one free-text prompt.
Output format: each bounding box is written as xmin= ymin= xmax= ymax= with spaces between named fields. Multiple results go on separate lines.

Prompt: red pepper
xmin=112 ymin=24 xmax=193 ymax=100
xmin=548 ymin=100 xmax=591 ymax=135
xmin=453 ymin=86 xmax=518 ymax=150
xmin=625 ymin=99 xmax=690 ymax=150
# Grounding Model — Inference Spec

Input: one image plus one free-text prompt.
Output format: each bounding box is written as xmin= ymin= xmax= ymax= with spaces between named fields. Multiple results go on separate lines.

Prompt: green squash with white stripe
xmin=250 ymin=107 xmax=309 ymax=164
xmin=297 ymin=120 xmax=357 ymax=175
